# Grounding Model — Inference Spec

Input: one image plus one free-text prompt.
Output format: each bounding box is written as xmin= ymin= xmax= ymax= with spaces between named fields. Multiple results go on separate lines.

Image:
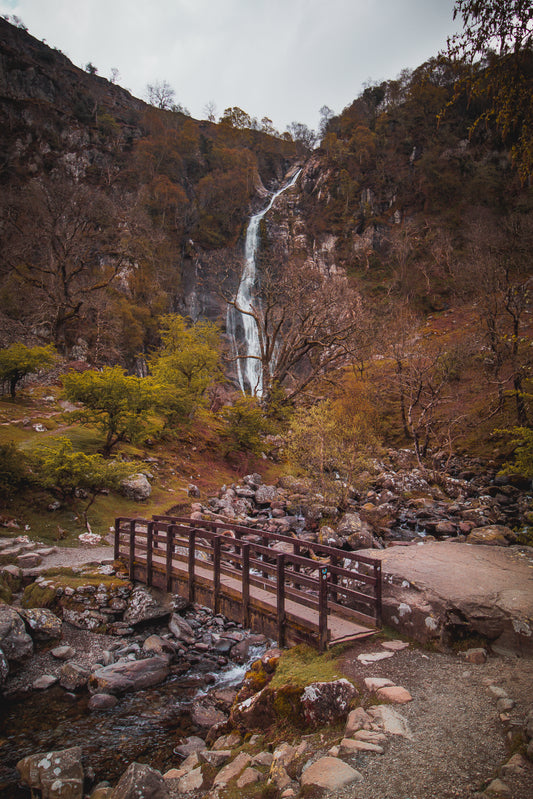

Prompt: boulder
xmin=336 ymin=512 xmax=373 ymax=549
xmin=88 ymin=693 xmax=118 ymax=710
xmin=213 ymin=752 xmax=252 ymax=786
xmin=17 ymin=746 xmax=84 ymax=799
xmin=51 ymin=645 xmax=76 ymax=660
xmin=191 ymin=701 xmax=227 ymax=729
xmin=178 ymin=767 xmax=207 ymax=792
xmin=120 ymin=474 xmax=151 ymax=502
xmin=111 ymin=762 xmax=169 ymax=799
xmin=88 ymin=656 xmax=169 ymax=695
xmin=230 ymin=686 xmax=277 ymax=729
xmin=168 ymin=613 xmax=195 ymax=643
xmin=142 ymin=635 xmax=175 ymax=657
xmin=172 ymin=737 xmax=207 ymax=759
xmin=467 ymin=525 xmax=515 ymax=546
xmin=0 ymin=605 xmax=33 ymax=664
xmin=301 ymin=678 xmax=357 ymax=726
xmin=254 ymin=484 xmax=279 ymax=505
xmin=20 ymin=608 xmax=62 ymax=642
xmin=123 ymin=586 xmax=173 ymax=626
xmin=301 ymin=756 xmax=363 ymax=790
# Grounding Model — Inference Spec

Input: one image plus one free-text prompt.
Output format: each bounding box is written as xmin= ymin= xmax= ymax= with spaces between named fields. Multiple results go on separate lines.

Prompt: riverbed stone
xmin=17 ymin=746 xmax=84 ymax=799
xmin=33 ymin=674 xmax=58 ymax=690
xmin=52 ymin=645 xmax=76 ymax=660
xmin=301 ymin=756 xmax=363 ymax=790
xmin=59 ymin=662 xmax=90 ymax=691
xmin=111 ymin=762 xmax=169 ymax=799
xmin=0 ymin=605 xmax=33 ymax=664
xmin=172 ymin=737 xmax=207 ymax=759
xmin=168 ymin=613 xmax=195 ymax=643
xmin=88 ymin=693 xmax=118 ymax=710
xmin=88 ymin=656 xmax=170 ymax=695
xmin=191 ymin=701 xmax=228 ymax=729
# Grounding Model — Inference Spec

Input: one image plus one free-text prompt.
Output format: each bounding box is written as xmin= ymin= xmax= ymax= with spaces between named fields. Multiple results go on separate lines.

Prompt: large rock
xmin=20 ymin=607 xmax=62 ymax=641
xmin=301 ymin=756 xmax=363 ymax=790
xmin=17 ymin=746 xmax=84 ymax=799
xmin=336 ymin=512 xmax=373 ymax=549
xmin=59 ymin=662 xmax=90 ymax=691
xmin=111 ymin=762 xmax=169 ymax=799
xmin=467 ymin=525 xmax=516 ymax=546
xmin=123 ymin=586 xmax=173 ymax=626
xmin=301 ymin=678 xmax=357 ymax=726
xmin=356 ymin=542 xmax=533 ymax=655
xmin=0 ymin=604 xmax=33 ymax=664
xmin=120 ymin=474 xmax=151 ymax=502
xmin=89 ymin=656 xmax=170 ymax=695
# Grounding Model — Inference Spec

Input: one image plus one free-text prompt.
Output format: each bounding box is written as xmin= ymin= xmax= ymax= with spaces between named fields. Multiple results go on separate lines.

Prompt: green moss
xmin=272 ymin=683 xmax=304 ymax=728
xmin=269 ymin=644 xmax=346 ymax=690
xmin=0 ymin=575 xmax=13 ymax=603
xmin=22 ymin=582 xmax=57 ymax=608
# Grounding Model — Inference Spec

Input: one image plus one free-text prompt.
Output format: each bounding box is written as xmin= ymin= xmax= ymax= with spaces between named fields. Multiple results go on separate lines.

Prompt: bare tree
xmin=146 ymin=80 xmax=176 ymax=110
xmin=203 ymin=100 xmax=217 ymax=122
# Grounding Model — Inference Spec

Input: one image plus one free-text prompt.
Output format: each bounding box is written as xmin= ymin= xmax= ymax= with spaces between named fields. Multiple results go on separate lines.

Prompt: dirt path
xmin=337 ymin=637 xmax=533 ymax=799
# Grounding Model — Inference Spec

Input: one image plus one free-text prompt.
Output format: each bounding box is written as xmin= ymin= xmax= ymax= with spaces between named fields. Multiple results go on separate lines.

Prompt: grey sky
xmin=0 ymin=0 xmax=460 ymax=132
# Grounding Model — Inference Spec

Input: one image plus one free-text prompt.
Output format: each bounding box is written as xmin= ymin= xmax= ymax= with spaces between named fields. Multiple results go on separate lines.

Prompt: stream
xmin=0 ymin=653 xmax=259 ymax=797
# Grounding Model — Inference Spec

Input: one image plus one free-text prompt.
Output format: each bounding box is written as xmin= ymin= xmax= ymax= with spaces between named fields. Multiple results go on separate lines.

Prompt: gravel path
xmin=337 ymin=639 xmax=533 ymax=799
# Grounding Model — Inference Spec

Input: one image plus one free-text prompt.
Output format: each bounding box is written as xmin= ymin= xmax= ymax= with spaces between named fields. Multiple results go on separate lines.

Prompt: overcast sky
xmin=0 ymin=0 xmax=461 ymax=132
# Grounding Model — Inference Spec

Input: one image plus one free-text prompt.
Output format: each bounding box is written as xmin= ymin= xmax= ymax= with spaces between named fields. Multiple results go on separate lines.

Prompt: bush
xmin=0 ymin=442 xmax=28 ymax=501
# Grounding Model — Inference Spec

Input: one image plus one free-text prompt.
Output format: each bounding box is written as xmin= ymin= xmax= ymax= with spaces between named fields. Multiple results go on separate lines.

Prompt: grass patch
xmin=269 ymin=644 xmax=349 ymax=691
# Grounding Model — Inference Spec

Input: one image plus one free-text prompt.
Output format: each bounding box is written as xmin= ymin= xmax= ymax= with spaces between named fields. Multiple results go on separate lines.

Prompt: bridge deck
xmin=116 ymin=517 xmax=381 ymax=650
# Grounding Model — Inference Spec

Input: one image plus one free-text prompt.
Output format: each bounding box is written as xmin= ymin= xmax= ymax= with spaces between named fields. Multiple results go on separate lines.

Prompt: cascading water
xmin=227 ymin=169 xmax=301 ymax=397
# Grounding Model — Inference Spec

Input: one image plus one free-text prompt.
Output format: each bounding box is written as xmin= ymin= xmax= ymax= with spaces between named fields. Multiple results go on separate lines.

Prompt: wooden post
xmin=128 ymin=520 xmax=136 ymax=580
xmin=318 ymin=566 xmax=329 ymax=653
xmin=277 ymin=553 xmax=286 ymax=648
xmin=374 ymin=560 xmax=382 ymax=628
xmin=146 ymin=522 xmax=153 ymax=587
xmin=114 ymin=518 xmax=121 ymax=561
xmin=213 ymin=536 xmax=221 ymax=614
xmin=242 ymin=543 xmax=250 ymax=628
xmin=166 ymin=526 xmax=175 ymax=594
xmin=188 ymin=529 xmax=196 ymax=604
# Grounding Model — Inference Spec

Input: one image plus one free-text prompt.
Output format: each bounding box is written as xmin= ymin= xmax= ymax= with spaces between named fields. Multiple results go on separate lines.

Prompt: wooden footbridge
xmin=114 ymin=516 xmax=382 ymax=651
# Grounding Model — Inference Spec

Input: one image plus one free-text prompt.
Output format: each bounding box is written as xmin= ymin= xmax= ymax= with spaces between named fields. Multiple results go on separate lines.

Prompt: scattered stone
xmin=17 ymin=746 xmax=84 ymax=799
xmin=211 ymin=732 xmax=241 ymax=751
xmin=200 ymin=750 xmax=231 ymax=768
xmin=368 ymin=705 xmax=413 ymax=739
xmin=59 ymin=662 xmax=90 ymax=691
xmin=345 ymin=707 xmax=373 ymax=736
xmin=33 ymin=675 xmax=58 ymax=690
xmin=51 ymin=645 xmax=76 ymax=660
xmin=488 ymin=686 xmax=508 ymax=699
xmin=168 ymin=613 xmax=195 ymax=643
xmin=301 ymin=756 xmax=363 ymax=791
xmin=88 ymin=656 xmax=170 ymax=695
xmin=483 ymin=777 xmax=511 ymax=796
xmin=88 ymin=693 xmax=118 ymax=710
xmin=191 ymin=701 xmax=227 ymax=729
xmin=252 ymin=752 xmax=274 ymax=767
xmin=500 ymin=753 xmax=529 ymax=776
xmin=464 ymin=648 xmax=487 ymax=664
xmin=496 ymin=697 xmax=515 ymax=713
xmin=0 ymin=605 xmax=33 ymax=664
xmin=301 ymin=678 xmax=357 ymax=726
xmin=16 ymin=553 xmax=43 ymax=568
xmin=178 ymin=767 xmax=207 ymax=793
xmin=376 ymin=685 xmax=413 ymax=704
xmin=364 ymin=677 xmax=394 ymax=691
xmin=213 ymin=752 xmax=252 ymax=786
xmin=172 ymin=737 xmax=207 ymax=759
xmin=338 ymin=738 xmax=384 ymax=755
xmin=142 ymin=634 xmax=175 ymax=657
xmin=357 ymin=651 xmax=395 ymax=664
xmin=111 ymin=762 xmax=168 ymax=799
xmin=237 ymin=767 xmax=262 ymax=788
xmin=354 ymin=730 xmax=388 ymax=744
xmin=381 ymin=640 xmax=410 ymax=651
xmin=467 ymin=525 xmax=515 ymax=546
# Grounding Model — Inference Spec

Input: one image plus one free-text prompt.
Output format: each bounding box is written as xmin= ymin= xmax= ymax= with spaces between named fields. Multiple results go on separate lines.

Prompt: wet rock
xmin=111 ymin=762 xmax=168 ymax=799
xmin=142 ymin=635 xmax=176 ymax=657
xmin=20 ymin=607 xmax=62 ymax=642
xmin=88 ymin=693 xmax=118 ymax=710
xmin=301 ymin=678 xmax=357 ymax=726
xmin=17 ymin=746 xmax=84 ymax=799
xmin=191 ymin=701 xmax=228 ymax=729
xmin=172 ymin=736 xmax=207 ymax=759
xmin=0 ymin=605 xmax=33 ymax=664
xmin=120 ymin=474 xmax=152 ymax=502
xmin=301 ymin=756 xmax=363 ymax=790
xmin=88 ymin=656 xmax=170 ymax=695
xmin=59 ymin=662 xmax=90 ymax=691
xmin=0 ymin=647 xmax=8 ymax=686
xmin=168 ymin=613 xmax=195 ymax=643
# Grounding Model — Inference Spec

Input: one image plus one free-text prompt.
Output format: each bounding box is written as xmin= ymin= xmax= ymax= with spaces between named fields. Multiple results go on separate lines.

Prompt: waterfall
xmin=227 ymin=169 xmax=301 ymax=397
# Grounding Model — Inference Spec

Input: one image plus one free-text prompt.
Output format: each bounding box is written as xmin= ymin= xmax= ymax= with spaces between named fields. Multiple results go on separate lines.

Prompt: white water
xmin=227 ymin=170 xmax=301 ymax=396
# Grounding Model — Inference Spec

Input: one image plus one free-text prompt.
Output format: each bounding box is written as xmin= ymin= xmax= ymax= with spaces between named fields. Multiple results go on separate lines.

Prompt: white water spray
xmin=227 ymin=170 xmax=301 ymax=396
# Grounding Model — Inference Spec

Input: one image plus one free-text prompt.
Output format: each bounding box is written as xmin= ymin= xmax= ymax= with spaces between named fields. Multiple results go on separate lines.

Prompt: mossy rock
xmin=0 ymin=575 xmax=13 ymax=604
xmin=272 ymin=683 xmax=305 ymax=728
xmin=21 ymin=581 xmax=57 ymax=609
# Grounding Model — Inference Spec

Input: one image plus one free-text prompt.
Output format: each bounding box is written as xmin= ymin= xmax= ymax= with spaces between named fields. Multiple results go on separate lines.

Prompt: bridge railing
xmin=114 ymin=516 xmax=382 ymax=651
